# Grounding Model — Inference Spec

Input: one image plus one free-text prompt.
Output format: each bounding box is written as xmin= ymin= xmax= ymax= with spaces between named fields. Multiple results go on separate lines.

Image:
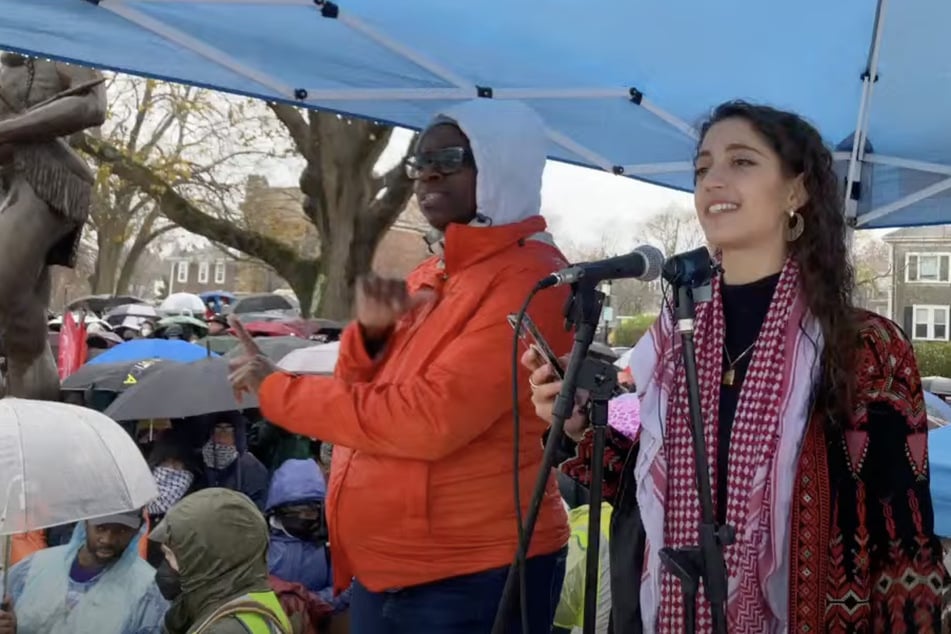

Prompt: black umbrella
xmin=103 ymin=356 xmax=257 ymax=421
xmin=224 ymin=335 xmax=317 ymax=362
xmin=67 ymin=294 xmax=147 ymax=315
xmin=61 ymin=358 xmax=176 ymax=393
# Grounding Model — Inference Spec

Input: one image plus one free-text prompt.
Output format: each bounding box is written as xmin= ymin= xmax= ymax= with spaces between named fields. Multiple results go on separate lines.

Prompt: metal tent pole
xmin=843 ymin=0 xmax=890 ymax=222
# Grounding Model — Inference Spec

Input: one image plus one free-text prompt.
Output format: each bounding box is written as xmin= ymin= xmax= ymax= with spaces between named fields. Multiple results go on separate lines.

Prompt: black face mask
xmin=155 ymin=558 xmax=182 ymax=601
xmin=279 ymin=515 xmax=327 ymax=543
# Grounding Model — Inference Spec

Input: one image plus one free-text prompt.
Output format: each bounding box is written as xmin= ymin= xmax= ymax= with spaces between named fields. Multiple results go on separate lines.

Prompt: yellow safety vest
xmin=235 ymin=591 xmax=293 ymax=634
xmin=554 ymin=503 xmax=613 ymax=633
xmin=192 ymin=591 xmax=293 ymax=634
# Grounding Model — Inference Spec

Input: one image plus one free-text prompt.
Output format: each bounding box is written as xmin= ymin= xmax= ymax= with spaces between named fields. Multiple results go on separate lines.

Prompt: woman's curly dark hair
xmin=699 ymin=101 xmax=856 ymax=427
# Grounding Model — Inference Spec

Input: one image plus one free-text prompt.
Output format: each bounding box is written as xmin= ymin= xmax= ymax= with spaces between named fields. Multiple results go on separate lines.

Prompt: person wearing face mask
xmin=145 ymin=435 xmax=198 ymax=567
xmin=0 ymin=510 xmax=167 ymax=633
xmin=264 ymin=459 xmax=348 ymax=614
xmin=228 ymin=99 xmax=572 ymax=633
xmin=526 ymin=102 xmax=946 ymax=632
xmin=203 ymin=417 xmax=270 ymax=511
xmin=150 ymin=488 xmax=292 ymax=634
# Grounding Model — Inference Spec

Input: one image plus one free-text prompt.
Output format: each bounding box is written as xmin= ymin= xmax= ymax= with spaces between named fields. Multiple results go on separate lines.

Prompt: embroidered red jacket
xmin=561 ymin=311 xmax=947 ymax=632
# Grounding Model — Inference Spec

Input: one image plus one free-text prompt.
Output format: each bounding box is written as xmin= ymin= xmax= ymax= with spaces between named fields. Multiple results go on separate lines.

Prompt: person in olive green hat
xmin=149 ymin=488 xmax=292 ymax=634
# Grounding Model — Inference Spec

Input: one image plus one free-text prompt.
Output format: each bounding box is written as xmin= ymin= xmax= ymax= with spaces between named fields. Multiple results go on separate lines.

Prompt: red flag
xmin=57 ymin=312 xmax=88 ymax=380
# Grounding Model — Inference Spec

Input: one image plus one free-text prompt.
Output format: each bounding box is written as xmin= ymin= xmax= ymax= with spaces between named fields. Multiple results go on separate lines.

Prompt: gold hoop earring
xmin=785 ymin=209 xmax=804 ymax=242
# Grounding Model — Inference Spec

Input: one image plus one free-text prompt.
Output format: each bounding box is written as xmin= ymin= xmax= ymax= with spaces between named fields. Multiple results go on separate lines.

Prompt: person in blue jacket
xmin=0 ymin=511 xmax=167 ymax=633
xmin=264 ymin=458 xmax=349 ymax=613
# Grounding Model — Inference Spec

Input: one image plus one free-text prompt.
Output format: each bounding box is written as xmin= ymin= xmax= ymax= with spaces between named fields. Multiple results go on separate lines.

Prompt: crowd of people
xmin=1 ymin=93 xmax=947 ymax=633
xmin=0 ymin=412 xmax=342 ymax=633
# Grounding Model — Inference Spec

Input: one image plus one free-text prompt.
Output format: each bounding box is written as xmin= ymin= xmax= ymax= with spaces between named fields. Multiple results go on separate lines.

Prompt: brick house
xmin=166 ymin=245 xmax=242 ymax=295
xmin=883 ymin=225 xmax=951 ymax=341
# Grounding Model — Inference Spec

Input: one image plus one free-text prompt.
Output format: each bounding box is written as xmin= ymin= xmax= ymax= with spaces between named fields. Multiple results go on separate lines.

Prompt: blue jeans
xmin=350 ymin=548 xmax=567 ymax=634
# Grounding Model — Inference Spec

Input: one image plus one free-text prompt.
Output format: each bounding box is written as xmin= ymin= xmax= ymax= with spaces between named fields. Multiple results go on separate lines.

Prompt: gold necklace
xmin=722 ymin=341 xmax=756 ymax=386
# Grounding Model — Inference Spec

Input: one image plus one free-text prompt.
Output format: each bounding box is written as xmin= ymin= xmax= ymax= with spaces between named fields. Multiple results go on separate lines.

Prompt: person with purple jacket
xmin=264 ymin=459 xmax=349 ymax=613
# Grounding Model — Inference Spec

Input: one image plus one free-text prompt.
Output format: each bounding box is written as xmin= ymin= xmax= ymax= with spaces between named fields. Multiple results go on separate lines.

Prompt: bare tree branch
xmin=76 ymin=132 xmax=322 ymax=308
xmin=267 ymin=103 xmax=311 ymax=159
xmin=126 ymin=78 xmax=154 ymax=154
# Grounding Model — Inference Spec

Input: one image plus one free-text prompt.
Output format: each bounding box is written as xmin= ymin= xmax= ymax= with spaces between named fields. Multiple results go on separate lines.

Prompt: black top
xmin=716 ymin=272 xmax=780 ymax=525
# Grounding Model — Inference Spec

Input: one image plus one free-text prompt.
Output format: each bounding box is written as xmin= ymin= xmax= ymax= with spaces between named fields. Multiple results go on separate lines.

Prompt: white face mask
xmin=202 ymin=441 xmax=238 ymax=469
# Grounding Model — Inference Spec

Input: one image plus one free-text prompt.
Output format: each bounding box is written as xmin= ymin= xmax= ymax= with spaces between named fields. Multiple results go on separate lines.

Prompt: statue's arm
xmin=0 ymin=63 xmax=106 ymax=145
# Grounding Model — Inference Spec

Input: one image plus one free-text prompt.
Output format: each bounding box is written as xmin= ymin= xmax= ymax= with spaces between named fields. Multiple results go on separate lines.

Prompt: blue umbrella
xmin=928 ymin=426 xmax=951 ymax=537
xmin=199 ymin=291 xmax=236 ymax=303
xmin=199 ymin=291 xmax=236 ymax=315
xmin=87 ymin=338 xmax=217 ymax=365
xmin=0 ymin=0 xmax=948 ymax=228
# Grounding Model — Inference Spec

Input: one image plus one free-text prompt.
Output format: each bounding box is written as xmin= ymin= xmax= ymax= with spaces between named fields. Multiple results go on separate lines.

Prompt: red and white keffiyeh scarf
xmin=628 ymin=257 xmax=822 ymax=633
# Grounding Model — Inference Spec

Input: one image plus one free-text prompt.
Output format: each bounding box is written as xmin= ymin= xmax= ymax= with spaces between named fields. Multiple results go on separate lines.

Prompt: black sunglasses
xmin=405 ymin=146 xmax=474 ymax=179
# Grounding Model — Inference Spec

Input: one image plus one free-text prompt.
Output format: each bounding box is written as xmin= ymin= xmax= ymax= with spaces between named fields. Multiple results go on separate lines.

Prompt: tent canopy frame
xmin=90 ymin=0 xmax=951 ymax=228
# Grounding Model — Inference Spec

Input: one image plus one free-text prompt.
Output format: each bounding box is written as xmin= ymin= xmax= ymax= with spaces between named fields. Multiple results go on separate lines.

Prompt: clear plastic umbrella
xmin=0 ymin=398 xmax=157 ymax=536
xmin=277 ymin=341 xmax=340 ymax=375
xmin=159 ymin=292 xmax=206 ymax=317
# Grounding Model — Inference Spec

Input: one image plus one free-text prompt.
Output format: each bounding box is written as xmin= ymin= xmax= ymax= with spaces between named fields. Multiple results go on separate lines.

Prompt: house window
xmin=198 ymin=261 xmax=210 ymax=284
xmin=176 ymin=261 xmax=189 ymax=284
xmin=905 ymin=253 xmax=951 ymax=283
xmin=913 ymin=305 xmax=949 ymax=341
xmin=214 ymin=260 xmax=226 ymax=285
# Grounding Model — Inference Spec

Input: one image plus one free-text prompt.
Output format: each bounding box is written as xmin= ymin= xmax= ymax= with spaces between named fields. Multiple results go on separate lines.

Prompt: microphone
xmin=539 ymin=244 xmax=665 ymax=289
xmin=661 ymin=246 xmax=716 ymax=288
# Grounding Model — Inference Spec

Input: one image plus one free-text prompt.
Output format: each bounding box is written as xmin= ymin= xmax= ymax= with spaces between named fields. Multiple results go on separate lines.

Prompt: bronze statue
xmin=0 ymin=53 xmax=106 ymax=400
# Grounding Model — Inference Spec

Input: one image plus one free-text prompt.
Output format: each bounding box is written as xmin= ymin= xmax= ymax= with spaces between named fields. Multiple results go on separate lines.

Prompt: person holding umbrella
xmin=0 ymin=510 xmax=167 ymax=633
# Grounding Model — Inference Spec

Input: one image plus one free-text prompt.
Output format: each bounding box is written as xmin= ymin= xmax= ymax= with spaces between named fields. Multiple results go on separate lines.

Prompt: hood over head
xmin=151 ymin=488 xmax=269 ymax=624
xmin=420 ymin=99 xmax=547 ymax=227
xmin=265 ymin=458 xmax=327 ymax=513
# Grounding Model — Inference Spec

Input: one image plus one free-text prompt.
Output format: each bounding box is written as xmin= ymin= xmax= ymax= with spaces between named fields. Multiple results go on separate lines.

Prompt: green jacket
xmin=252 ymin=420 xmax=313 ymax=470
xmin=152 ymin=488 xmax=291 ymax=634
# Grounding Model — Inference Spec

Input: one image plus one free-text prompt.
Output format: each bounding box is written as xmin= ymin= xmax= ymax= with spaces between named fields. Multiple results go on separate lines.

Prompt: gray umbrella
xmin=103 ymin=357 xmax=257 ymax=421
xmin=224 ymin=335 xmax=318 ymax=362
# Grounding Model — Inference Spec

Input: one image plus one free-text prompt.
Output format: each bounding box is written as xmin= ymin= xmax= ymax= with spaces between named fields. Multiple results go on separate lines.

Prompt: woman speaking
xmin=526 ymin=101 xmax=946 ymax=633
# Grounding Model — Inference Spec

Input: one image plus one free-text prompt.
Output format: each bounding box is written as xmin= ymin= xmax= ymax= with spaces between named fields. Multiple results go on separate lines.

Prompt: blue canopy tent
xmin=0 ymin=0 xmax=949 ymax=228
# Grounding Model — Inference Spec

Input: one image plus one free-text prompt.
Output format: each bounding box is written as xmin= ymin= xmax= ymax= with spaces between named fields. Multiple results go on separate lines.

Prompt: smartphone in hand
xmin=507 ymin=313 xmax=565 ymax=379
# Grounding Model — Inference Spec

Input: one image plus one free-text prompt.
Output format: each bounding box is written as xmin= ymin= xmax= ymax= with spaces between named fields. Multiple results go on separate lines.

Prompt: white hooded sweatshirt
xmin=420 ymin=99 xmax=550 ymax=236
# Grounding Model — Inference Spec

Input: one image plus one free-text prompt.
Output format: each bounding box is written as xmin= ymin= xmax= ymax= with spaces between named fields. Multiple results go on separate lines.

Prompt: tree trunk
xmin=270 ymin=106 xmax=416 ymax=319
xmin=114 ymin=206 xmax=169 ymax=294
xmin=91 ymin=231 xmax=123 ymax=294
xmin=284 ymin=262 xmax=321 ymax=319
xmin=315 ymin=221 xmax=382 ymax=320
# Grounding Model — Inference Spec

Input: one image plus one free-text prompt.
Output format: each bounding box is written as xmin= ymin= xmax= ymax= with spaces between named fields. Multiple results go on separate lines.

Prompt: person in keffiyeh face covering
xmin=148 ymin=439 xmax=196 ymax=517
xmin=145 ymin=434 xmax=198 ymax=567
xmin=526 ymin=102 xmax=946 ymax=632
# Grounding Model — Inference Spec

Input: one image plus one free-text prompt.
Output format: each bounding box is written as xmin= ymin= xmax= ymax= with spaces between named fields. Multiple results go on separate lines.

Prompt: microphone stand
xmin=658 ymin=250 xmax=733 ymax=634
xmin=492 ymin=279 xmax=617 ymax=634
